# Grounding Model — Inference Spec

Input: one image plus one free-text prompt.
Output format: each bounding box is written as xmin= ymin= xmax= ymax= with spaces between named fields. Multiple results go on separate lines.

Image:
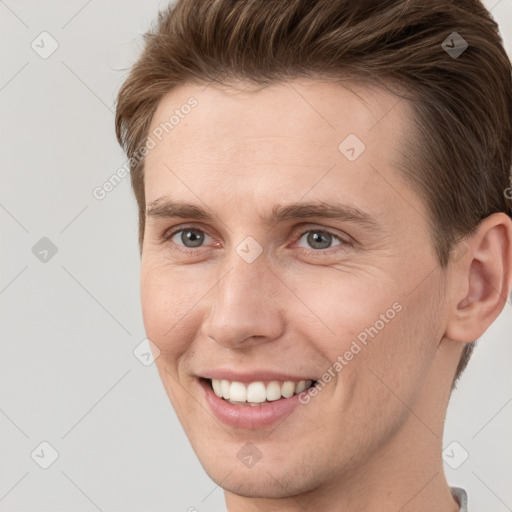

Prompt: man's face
xmin=141 ymin=79 xmax=449 ymax=497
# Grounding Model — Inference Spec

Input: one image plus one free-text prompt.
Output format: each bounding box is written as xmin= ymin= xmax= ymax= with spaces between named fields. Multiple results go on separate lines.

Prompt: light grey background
xmin=1 ymin=1 xmax=511 ymax=511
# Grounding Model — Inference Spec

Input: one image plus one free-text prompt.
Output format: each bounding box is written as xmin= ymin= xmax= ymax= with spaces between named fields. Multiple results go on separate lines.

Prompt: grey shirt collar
xmin=451 ymin=487 xmax=468 ymax=512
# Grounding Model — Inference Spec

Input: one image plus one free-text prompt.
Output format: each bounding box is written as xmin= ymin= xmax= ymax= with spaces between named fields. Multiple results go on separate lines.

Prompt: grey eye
xmin=172 ymin=228 xmax=208 ymax=248
xmin=297 ymin=230 xmax=342 ymax=250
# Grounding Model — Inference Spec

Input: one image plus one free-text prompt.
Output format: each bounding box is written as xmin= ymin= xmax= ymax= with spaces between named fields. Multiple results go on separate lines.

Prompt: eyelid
xmin=293 ymin=223 xmax=352 ymax=244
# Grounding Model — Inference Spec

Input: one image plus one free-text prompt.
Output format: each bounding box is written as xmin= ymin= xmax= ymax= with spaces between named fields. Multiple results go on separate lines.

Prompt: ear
xmin=445 ymin=212 xmax=512 ymax=343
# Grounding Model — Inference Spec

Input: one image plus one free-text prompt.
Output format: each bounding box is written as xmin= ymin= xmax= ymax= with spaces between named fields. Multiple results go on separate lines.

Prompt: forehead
xmin=147 ymin=78 xmax=408 ymax=159
xmin=143 ymin=79 xmax=422 ymax=225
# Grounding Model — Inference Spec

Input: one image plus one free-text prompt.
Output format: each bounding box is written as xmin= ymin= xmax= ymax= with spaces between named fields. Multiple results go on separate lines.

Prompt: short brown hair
xmin=115 ymin=0 xmax=512 ymax=386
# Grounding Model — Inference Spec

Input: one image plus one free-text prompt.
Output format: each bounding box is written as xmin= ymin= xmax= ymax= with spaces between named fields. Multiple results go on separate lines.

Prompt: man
xmin=115 ymin=1 xmax=512 ymax=510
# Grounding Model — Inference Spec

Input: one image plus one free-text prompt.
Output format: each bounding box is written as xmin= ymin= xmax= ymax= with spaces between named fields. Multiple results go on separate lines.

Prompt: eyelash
xmin=162 ymin=224 xmax=349 ymax=256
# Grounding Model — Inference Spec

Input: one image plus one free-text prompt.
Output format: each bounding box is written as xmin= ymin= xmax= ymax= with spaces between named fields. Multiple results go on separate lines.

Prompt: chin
xmin=195 ymin=445 xmax=327 ymax=500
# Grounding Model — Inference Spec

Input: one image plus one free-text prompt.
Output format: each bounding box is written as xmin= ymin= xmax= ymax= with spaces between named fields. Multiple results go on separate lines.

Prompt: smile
xmin=210 ymin=378 xmax=316 ymax=405
xmin=199 ymin=376 xmax=319 ymax=429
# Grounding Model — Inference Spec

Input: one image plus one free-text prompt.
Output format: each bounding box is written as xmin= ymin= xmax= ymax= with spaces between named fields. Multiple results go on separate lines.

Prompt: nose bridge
xmin=204 ymin=242 xmax=284 ymax=348
xmin=216 ymin=243 xmax=272 ymax=316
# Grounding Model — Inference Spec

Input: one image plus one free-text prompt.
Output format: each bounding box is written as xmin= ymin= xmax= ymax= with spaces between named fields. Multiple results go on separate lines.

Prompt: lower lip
xmin=199 ymin=378 xmax=306 ymax=429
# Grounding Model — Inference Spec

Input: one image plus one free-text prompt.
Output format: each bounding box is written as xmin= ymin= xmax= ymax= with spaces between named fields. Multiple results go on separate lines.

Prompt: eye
xmin=163 ymin=225 xmax=347 ymax=254
xmin=167 ymin=227 xmax=213 ymax=249
xmin=296 ymin=229 xmax=344 ymax=251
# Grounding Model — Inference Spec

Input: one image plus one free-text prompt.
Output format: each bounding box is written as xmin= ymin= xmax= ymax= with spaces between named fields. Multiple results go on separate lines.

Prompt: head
xmin=116 ymin=0 xmax=512 ymax=503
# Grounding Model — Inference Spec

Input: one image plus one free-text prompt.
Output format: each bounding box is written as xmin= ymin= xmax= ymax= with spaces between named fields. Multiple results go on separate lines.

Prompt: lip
xmin=200 ymin=369 xmax=317 ymax=384
xmin=199 ymin=377 xmax=308 ymax=429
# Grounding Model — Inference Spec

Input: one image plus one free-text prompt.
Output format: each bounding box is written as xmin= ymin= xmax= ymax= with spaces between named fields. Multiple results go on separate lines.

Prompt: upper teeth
xmin=211 ymin=379 xmax=313 ymax=403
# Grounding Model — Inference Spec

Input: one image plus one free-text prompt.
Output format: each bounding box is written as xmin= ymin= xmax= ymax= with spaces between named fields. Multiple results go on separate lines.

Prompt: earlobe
xmin=445 ymin=212 xmax=512 ymax=343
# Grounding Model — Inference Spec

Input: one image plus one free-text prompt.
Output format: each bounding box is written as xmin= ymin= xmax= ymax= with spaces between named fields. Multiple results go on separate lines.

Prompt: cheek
xmin=345 ymin=285 xmax=444 ymax=409
xmin=140 ymin=263 xmax=204 ymax=358
xmin=302 ymin=277 xmax=403 ymax=352
xmin=304 ymin=275 xmax=436 ymax=400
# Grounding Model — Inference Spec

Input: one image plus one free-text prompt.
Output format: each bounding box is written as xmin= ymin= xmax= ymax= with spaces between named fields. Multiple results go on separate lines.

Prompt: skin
xmin=139 ymin=79 xmax=512 ymax=511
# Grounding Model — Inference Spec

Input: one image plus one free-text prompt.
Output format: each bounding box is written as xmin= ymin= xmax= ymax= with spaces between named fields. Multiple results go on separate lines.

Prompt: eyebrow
xmin=146 ymin=197 xmax=381 ymax=231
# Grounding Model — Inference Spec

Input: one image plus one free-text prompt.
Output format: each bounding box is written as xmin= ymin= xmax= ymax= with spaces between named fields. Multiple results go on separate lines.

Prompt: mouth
xmin=201 ymin=377 xmax=318 ymax=406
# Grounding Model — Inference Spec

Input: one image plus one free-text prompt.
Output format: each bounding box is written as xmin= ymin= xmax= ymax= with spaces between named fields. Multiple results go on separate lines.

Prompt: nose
xmin=201 ymin=250 xmax=286 ymax=350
